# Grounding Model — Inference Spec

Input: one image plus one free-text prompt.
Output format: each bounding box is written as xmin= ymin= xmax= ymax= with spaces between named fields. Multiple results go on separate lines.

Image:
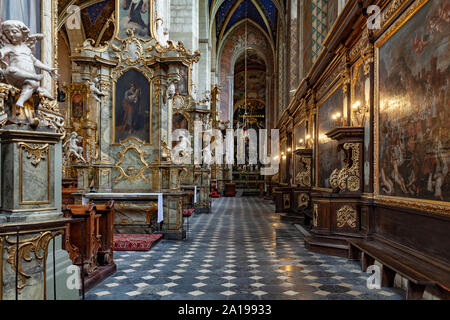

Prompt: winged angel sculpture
xmin=0 ymin=20 xmax=58 ymax=124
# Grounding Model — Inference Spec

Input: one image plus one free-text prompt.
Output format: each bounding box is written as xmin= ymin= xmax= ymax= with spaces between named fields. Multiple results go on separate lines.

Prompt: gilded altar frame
xmin=373 ymin=0 xmax=450 ymax=216
xmin=111 ymin=66 xmax=153 ymax=146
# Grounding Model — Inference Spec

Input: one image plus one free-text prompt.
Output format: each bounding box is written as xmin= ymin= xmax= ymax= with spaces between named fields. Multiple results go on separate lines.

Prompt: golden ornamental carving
xmin=296 ymin=156 xmax=312 ymax=187
xmin=330 ymin=143 xmax=361 ymax=192
xmin=337 ymin=206 xmax=357 ymax=228
xmin=5 ymin=231 xmax=63 ymax=293
xmin=114 ymin=143 xmax=150 ymax=184
xmin=313 ymin=204 xmax=319 ymax=227
xmin=298 ymin=193 xmax=310 ymax=208
xmin=0 ymin=84 xmax=65 ymax=136
xmin=18 ymin=143 xmax=49 ymax=167
xmin=381 ymin=0 xmax=410 ymax=27
xmin=362 ymin=42 xmax=374 ymax=75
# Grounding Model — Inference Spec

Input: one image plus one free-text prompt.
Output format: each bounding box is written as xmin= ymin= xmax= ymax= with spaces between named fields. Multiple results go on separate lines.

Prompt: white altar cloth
xmin=82 ymin=193 xmax=164 ymax=223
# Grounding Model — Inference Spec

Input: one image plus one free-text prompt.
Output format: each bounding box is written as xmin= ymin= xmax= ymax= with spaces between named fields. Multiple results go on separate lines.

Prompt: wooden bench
xmin=348 ymin=238 xmax=450 ymax=300
xmin=62 ymin=203 xmax=102 ymax=275
xmin=95 ymin=201 xmax=115 ymax=266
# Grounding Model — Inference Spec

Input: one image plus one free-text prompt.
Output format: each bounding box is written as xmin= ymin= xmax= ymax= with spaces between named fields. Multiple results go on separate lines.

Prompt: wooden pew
xmin=348 ymin=238 xmax=450 ymax=300
xmin=62 ymin=203 xmax=102 ymax=275
xmin=95 ymin=200 xmax=115 ymax=266
xmin=62 ymin=202 xmax=117 ymax=292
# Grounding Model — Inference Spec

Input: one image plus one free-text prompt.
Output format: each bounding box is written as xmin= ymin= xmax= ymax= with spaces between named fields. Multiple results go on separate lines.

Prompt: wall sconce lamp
xmin=351 ymin=100 xmax=368 ymax=126
xmin=331 ymin=112 xmax=343 ymax=126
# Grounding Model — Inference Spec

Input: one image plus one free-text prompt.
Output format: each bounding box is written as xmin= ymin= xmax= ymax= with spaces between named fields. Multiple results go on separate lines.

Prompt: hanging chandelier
xmin=243 ymin=0 xmax=249 ymax=133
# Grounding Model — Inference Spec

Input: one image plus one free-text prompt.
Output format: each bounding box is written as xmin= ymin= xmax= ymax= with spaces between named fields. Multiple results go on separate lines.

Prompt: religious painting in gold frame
xmin=112 ymin=68 xmax=153 ymax=145
xmin=374 ymin=0 xmax=450 ymax=213
xmin=172 ymin=112 xmax=189 ymax=147
xmin=71 ymin=92 xmax=84 ymax=120
xmin=315 ymin=81 xmax=344 ymax=190
xmin=176 ymin=64 xmax=190 ymax=96
xmin=117 ymin=0 xmax=151 ymax=40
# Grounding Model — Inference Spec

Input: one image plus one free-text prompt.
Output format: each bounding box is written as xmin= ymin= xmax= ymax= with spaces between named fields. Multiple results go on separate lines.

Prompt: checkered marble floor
xmin=86 ymin=197 xmax=404 ymax=300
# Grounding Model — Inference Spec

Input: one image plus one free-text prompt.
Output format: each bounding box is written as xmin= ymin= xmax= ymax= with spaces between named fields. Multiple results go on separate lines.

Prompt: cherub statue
xmin=172 ymin=130 xmax=192 ymax=164
xmin=64 ymin=132 xmax=86 ymax=163
xmin=0 ymin=20 xmax=58 ymax=110
xmin=88 ymin=77 xmax=105 ymax=103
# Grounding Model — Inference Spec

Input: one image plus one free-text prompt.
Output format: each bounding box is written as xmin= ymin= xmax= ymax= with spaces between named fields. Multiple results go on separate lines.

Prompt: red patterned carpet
xmin=113 ymin=233 xmax=163 ymax=251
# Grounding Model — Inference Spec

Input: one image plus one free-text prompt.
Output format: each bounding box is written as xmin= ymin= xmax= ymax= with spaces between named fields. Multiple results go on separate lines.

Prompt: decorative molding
xmin=296 ymin=156 xmax=312 ymax=187
xmin=330 ymin=142 xmax=361 ymax=192
xmin=18 ymin=143 xmax=49 ymax=167
xmin=313 ymin=204 xmax=318 ymax=227
xmin=5 ymin=231 xmax=63 ymax=294
xmin=381 ymin=0 xmax=410 ymax=28
xmin=336 ymin=205 xmax=357 ymax=228
xmin=297 ymin=193 xmax=310 ymax=208
xmin=114 ymin=143 xmax=150 ymax=184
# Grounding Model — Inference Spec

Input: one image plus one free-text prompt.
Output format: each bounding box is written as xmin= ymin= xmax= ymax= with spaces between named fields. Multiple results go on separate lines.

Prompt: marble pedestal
xmin=73 ymin=163 xmax=91 ymax=192
xmin=0 ymin=127 xmax=79 ymax=300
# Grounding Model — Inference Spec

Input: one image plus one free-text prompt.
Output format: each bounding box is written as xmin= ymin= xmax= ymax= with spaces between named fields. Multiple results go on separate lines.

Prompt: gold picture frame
xmin=374 ymin=0 xmax=450 ymax=216
xmin=112 ymin=66 xmax=153 ymax=145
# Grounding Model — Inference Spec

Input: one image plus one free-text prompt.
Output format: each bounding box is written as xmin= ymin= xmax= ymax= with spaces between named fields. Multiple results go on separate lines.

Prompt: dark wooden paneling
xmin=374 ymin=205 xmax=450 ymax=265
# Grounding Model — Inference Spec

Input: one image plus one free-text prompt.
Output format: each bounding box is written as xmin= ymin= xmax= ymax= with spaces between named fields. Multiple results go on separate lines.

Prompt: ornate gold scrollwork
xmin=298 ymin=193 xmax=310 ymax=208
xmin=330 ymin=143 xmax=361 ymax=192
xmin=336 ymin=205 xmax=357 ymax=228
xmin=114 ymin=143 xmax=150 ymax=183
xmin=362 ymin=38 xmax=374 ymax=76
xmin=5 ymin=231 xmax=62 ymax=293
xmin=296 ymin=156 xmax=312 ymax=187
xmin=18 ymin=143 xmax=49 ymax=167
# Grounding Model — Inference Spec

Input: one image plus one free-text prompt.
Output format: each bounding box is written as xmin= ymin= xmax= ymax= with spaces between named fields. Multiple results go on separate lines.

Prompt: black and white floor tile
xmin=87 ymin=197 xmax=404 ymax=300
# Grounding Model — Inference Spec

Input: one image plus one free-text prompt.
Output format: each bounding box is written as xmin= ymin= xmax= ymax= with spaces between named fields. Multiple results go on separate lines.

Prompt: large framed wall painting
xmin=113 ymin=68 xmax=152 ymax=144
xmin=352 ymin=59 xmax=371 ymax=190
xmin=118 ymin=0 xmax=150 ymax=40
xmin=317 ymin=85 xmax=344 ymax=189
xmin=376 ymin=0 xmax=449 ymax=204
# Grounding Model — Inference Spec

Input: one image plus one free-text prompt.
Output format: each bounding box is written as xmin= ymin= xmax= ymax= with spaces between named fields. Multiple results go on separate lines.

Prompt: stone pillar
xmin=227 ymin=75 xmax=234 ymax=122
xmin=93 ymin=161 xmax=113 ymax=192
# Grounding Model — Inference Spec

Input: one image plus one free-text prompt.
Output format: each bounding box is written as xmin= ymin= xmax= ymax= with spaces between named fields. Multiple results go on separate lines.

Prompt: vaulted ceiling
xmin=58 ymin=0 xmax=285 ymax=50
xmin=58 ymin=0 xmax=115 ymax=46
xmin=211 ymin=0 xmax=285 ymax=44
